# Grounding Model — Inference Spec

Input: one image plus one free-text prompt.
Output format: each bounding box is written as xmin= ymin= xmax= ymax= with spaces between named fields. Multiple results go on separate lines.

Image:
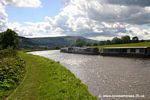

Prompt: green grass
xmin=95 ymin=41 xmax=150 ymax=48
xmin=91 ymin=41 xmax=150 ymax=52
xmin=7 ymin=52 xmax=97 ymax=100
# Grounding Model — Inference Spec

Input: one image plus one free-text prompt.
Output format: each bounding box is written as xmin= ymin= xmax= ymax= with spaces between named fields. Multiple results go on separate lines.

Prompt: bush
xmin=0 ymin=48 xmax=17 ymax=59
xmin=0 ymin=54 xmax=25 ymax=99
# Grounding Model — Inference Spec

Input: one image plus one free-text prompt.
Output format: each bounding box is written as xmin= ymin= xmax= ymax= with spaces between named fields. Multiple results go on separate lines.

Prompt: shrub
xmin=0 ymin=55 xmax=25 ymax=99
xmin=0 ymin=48 xmax=17 ymax=59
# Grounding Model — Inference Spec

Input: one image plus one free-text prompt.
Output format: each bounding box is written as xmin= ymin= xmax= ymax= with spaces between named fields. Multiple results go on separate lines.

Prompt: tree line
xmin=74 ymin=35 xmax=142 ymax=47
xmin=98 ymin=35 xmax=140 ymax=46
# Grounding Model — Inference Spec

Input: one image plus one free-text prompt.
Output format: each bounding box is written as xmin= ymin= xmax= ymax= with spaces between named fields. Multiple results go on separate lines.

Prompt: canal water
xmin=30 ymin=50 xmax=150 ymax=100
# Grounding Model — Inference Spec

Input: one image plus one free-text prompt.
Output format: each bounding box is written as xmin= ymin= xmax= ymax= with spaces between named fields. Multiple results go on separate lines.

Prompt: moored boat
xmin=100 ymin=46 xmax=150 ymax=58
xmin=60 ymin=47 xmax=100 ymax=55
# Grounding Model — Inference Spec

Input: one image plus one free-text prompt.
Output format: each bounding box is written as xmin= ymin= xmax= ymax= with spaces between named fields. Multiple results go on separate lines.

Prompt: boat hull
xmin=60 ymin=47 xmax=100 ymax=55
xmin=100 ymin=53 xmax=150 ymax=58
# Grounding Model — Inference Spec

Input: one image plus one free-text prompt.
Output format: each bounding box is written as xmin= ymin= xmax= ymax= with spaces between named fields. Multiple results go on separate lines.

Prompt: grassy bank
xmin=0 ymin=50 xmax=25 ymax=100
xmin=94 ymin=41 xmax=150 ymax=48
xmin=7 ymin=52 xmax=97 ymax=100
xmin=91 ymin=41 xmax=150 ymax=52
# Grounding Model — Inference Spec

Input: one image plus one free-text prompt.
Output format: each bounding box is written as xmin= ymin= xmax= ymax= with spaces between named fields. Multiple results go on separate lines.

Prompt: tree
xmin=86 ymin=43 xmax=92 ymax=46
xmin=121 ymin=35 xmax=131 ymax=43
xmin=132 ymin=36 xmax=139 ymax=43
xmin=0 ymin=29 xmax=19 ymax=49
xmin=75 ymin=39 xmax=86 ymax=47
xmin=99 ymin=41 xmax=106 ymax=45
xmin=93 ymin=43 xmax=98 ymax=46
xmin=106 ymin=40 xmax=111 ymax=45
xmin=112 ymin=37 xmax=122 ymax=44
xmin=54 ymin=46 xmax=60 ymax=50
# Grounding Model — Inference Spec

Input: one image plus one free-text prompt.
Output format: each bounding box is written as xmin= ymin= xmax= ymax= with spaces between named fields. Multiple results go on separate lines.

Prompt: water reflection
xmin=30 ymin=50 xmax=150 ymax=100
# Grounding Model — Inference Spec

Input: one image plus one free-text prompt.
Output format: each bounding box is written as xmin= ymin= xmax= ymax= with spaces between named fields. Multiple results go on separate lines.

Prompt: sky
xmin=0 ymin=0 xmax=150 ymax=40
xmin=6 ymin=0 xmax=62 ymax=23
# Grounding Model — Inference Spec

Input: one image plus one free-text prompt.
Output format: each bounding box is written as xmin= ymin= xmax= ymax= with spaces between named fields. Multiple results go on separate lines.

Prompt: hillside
xmin=19 ymin=36 xmax=98 ymax=49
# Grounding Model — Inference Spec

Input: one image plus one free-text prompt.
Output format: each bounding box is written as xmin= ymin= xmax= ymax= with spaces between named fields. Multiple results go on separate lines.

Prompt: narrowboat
xmin=60 ymin=47 xmax=100 ymax=55
xmin=100 ymin=46 xmax=150 ymax=58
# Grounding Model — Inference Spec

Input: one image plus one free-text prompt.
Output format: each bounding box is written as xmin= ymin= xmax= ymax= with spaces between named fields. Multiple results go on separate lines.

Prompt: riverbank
xmin=0 ymin=49 xmax=25 ymax=100
xmin=93 ymin=41 xmax=150 ymax=49
xmin=7 ymin=52 xmax=97 ymax=100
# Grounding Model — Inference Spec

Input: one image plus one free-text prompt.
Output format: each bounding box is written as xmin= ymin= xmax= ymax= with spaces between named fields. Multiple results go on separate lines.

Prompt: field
xmin=7 ymin=52 xmax=97 ymax=100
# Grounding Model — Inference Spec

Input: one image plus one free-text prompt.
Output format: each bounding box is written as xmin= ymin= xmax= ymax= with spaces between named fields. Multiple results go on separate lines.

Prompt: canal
xmin=30 ymin=50 xmax=150 ymax=100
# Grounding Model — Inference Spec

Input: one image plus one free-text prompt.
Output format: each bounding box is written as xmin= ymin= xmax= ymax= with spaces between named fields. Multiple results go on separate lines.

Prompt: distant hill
xmin=19 ymin=36 xmax=99 ymax=50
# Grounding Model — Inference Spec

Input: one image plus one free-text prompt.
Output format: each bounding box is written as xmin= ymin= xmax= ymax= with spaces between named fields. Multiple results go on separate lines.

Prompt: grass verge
xmin=94 ymin=41 xmax=150 ymax=48
xmin=0 ymin=50 xmax=25 ymax=100
xmin=7 ymin=52 xmax=97 ymax=100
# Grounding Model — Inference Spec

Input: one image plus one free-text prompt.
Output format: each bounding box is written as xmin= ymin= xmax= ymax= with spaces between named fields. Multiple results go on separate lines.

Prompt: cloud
xmin=60 ymin=0 xmax=150 ymax=25
xmin=0 ymin=0 xmax=41 ymax=32
xmin=126 ymin=25 xmax=150 ymax=39
xmin=7 ymin=22 xmax=34 ymax=36
xmin=105 ymin=0 xmax=150 ymax=7
xmin=5 ymin=0 xmax=41 ymax=8
xmin=0 ymin=0 xmax=150 ymax=40
xmin=0 ymin=1 xmax=7 ymax=32
xmin=50 ymin=0 xmax=150 ymax=40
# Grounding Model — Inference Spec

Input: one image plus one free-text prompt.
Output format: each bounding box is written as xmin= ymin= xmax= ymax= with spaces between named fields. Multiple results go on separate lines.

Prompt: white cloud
xmin=89 ymin=36 xmax=113 ymax=41
xmin=0 ymin=1 xmax=7 ymax=32
xmin=49 ymin=0 xmax=150 ymax=39
xmin=5 ymin=0 xmax=41 ymax=8
xmin=0 ymin=0 xmax=42 ymax=33
xmin=126 ymin=25 xmax=150 ymax=39
xmin=7 ymin=22 xmax=34 ymax=36
xmin=0 ymin=0 xmax=150 ymax=40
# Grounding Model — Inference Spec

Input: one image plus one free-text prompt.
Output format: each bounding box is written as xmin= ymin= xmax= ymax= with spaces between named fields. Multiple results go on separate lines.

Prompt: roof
xmin=103 ymin=46 xmax=149 ymax=49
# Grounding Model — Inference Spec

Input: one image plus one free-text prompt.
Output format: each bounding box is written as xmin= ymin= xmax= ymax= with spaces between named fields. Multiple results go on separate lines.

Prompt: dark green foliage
xmin=99 ymin=35 xmax=141 ymax=46
xmin=53 ymin=46 xmax=60 ymax=50
xmin=132 ymin=36 xmax=139 ymax=43
xmin=93 ymin=43 xmax=98 ymax=46
xmin=112 ymin=37 xmax=122 ymax=44
xmin=121 ymin=35 xmax=130 ymax=43
xmin=112 ymin=35 xmax=131 ymax=44
xmin=0 ymin=48 xmax=17 ymax=59
xmin=105 ymin=40 xmax=112 ymax=45
xmin=99 ymin=41 xmax=106 ymax=45
xmin=0 ymin=53 xmax=25 ymax=99
xmin=0 ymin=29 xmax=25 ymax=99
xmin=86 ymin=43 xmax=92 ymax=46
xmin=75 ymin=39 xmax=86 ymax=47
xmin=0 ymin=29 xmax=19 ymax=50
